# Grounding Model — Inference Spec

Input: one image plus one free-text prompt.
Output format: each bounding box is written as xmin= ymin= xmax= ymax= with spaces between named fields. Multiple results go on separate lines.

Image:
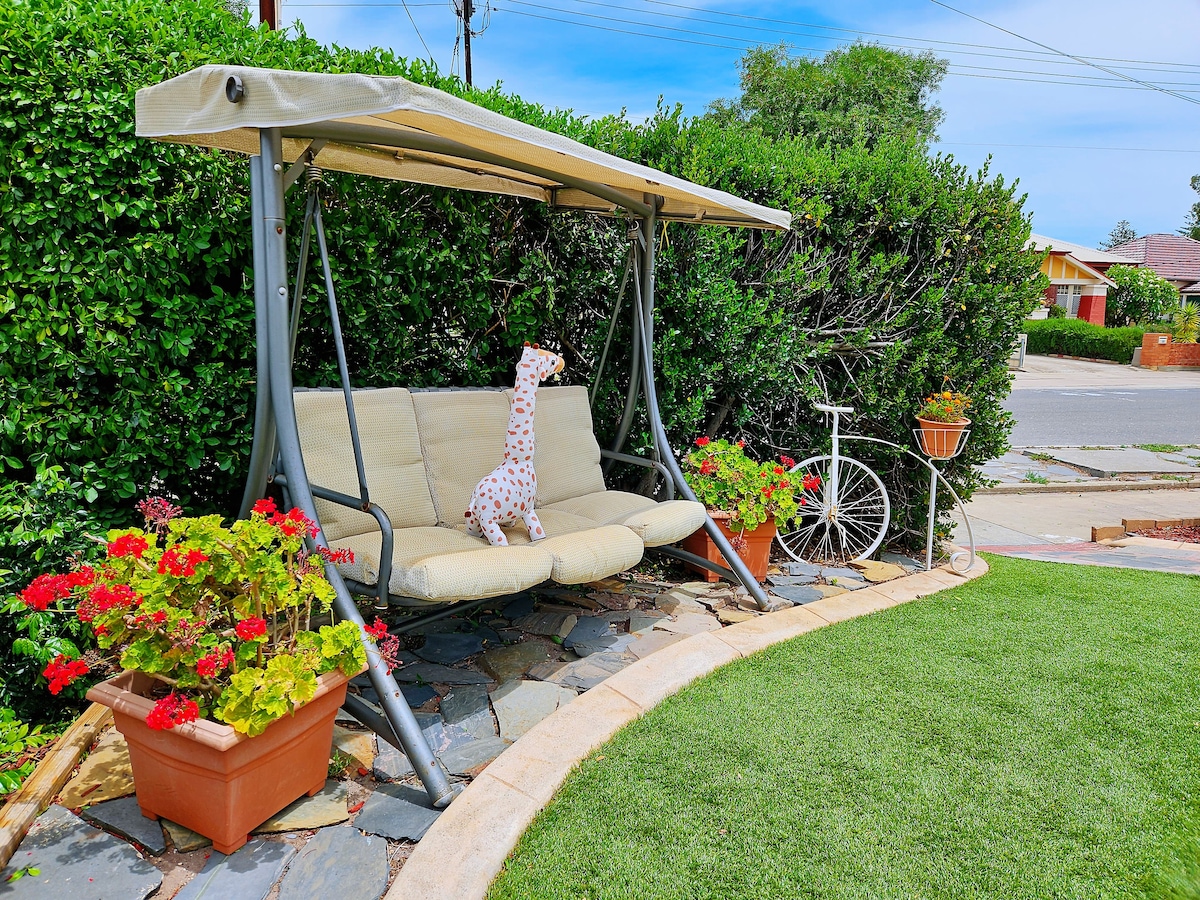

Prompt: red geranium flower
xmin=694 ymin=436 xmax=710 ymax=447
xmin=146 ymin=693 xmax=200 ymax=731
xmin=252 ymin=497 xmax=277 ymax=517
xmin=107 ymin=533 xmax=149 ymax=560
xmin=779 ymin=455 xmax=795 ymax=468
xmin=44 ymin=654 xmax=90 ymax=695
xmin=157 ymin=547 xmax=209 ymax=577
xmin=773 ymin=466 xmax=784 ymax=475
xmin=235 ymin=617 xmax=267 ymax=641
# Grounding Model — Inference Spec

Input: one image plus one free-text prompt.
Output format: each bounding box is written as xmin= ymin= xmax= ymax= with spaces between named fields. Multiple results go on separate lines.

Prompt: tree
xmin=1181 ymin=175 xmax=1200 ymax=241
xmin=1105 ymin=265 xmax=1180 ymax=326
xmin=1100 ymin=219 xmax=1136 ymax=250
xmin=707 ymin=43 xmax=948 ymax=148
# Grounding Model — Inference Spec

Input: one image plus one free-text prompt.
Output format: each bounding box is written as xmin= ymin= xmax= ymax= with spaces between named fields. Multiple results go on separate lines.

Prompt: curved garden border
xmin=388 ymin=557 xmax=989 ymax=900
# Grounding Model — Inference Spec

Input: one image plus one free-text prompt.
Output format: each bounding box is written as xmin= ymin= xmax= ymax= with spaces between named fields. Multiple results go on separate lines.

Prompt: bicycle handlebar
xmin=814 ymin=402 xmax=854 ymax=414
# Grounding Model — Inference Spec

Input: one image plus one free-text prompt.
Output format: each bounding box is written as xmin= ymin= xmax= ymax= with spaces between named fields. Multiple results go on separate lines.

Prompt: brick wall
xmin=1076 ymin=288 xmax=1106 ymax=326
xmin=1141 ymin=333 xmax=1200 ymax=368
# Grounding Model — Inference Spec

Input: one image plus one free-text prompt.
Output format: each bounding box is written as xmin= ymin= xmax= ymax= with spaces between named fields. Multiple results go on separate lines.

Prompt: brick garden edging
xmin=387 ymin=557 xmax=990 ymax=900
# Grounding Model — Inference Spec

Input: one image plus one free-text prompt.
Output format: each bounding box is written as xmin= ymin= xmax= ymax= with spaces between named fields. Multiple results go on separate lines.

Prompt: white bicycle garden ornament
xmin=776 ymin=402 xmax=977 ymax=573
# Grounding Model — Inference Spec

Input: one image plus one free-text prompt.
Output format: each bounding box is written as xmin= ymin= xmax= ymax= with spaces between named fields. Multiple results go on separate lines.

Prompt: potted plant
xmin=680 ymin=438 xmax=819 ymax=582
xmin=19 ymin=497 xmax=391 ymax=855
xmin=915 ymin=389 xmax=971 ymax=458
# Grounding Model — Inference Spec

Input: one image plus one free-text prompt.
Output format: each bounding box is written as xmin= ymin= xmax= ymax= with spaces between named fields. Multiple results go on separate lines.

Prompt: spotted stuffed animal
xmin=465 ymin=343 xmax=564 ymax=547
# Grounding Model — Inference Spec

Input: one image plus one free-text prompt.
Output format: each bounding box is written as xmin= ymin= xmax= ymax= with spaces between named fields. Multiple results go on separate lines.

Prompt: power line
xmin=929 ymin=0 xmax=1200 ymax=107
xmin=496 ymin=3 xmax=1200 ymax=93
xmin=937 ymin=141 xmax=1200 ymax=154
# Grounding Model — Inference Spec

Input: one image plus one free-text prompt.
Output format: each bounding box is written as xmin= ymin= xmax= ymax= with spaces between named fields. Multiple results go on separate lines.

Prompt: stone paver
xmin=653 ymin=613 xmax=720 ymax=636
xmin=490 ymin=680 xmax=576 ymax=742
xmin=372 ymin=739 xmax=414 ymax=781
xmin=440 ymin=684 xmax=497 ymax=738
xmin=513 ymin=612 xmax=578 ymax=639
xmin=762 ymin=583 xmax=826 ymax=605
xmin=654 ymin=592 xmax=705 ymax=614
xmin=562 ymin=615 xmax=613 ymax=648
xmin=162 ymin=818 xmax=212 ymax=852
xmin=628 ymin=630 xmax=686 ymax=659
xmin=778 ymin=561 xmax=821 ymax=577
xmin=716 ymin=608 xmax=757 ymax=625
xmin=401 ymin=683 xmax=441 ymax=707
xmin=477 ymin=641 xmax=549 ymax=682
xmin=1035 ymin=447 xmax=1197 ymax=477
xmin=354 ymin=784 xmax=442 ymax=841
xmin=80 ymin=796 xmax=167 ymax=855
xmin=332 ymin=725 xmax=376 ymax=770
xmin=58 ymin=727 xmax=135 ymax=807
xmin=3 ymin=805 xmax=162 ymax=899
xmin=628 ymin=612 xmax=666 ymax=634
xmin=570 ymin=632 xmax=637 ymax=656
xmin=254 ymin=780 xmax=348 ymax=833
xmin=849 ymin=560 xmax=908 ymax=582
xmin=501 ymin=594 xmax=536 ymax=619
xmin=276 ymin=827 xmax=389 ymax=900
xmin=541 ymin=652 xmax=634 ymax=691
xmin=439 ymin=736 xmax=511 ymax=776
xmin=173 ymin=838 xmax=295 ymax=900
xmin=415 ymin=633 xmax=485 ymax=665
xmin=397 ymin=663 xmax=491 ymax=685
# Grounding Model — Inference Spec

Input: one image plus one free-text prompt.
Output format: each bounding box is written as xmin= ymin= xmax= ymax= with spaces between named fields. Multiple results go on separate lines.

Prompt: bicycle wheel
xmin=777 ymin=455 xmax=890 ymax=565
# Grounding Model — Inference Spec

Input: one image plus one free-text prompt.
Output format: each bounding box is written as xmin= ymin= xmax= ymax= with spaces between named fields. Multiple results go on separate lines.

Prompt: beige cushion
xmin=547 ymin=491 xmax=707 ymax=547
xmin=294 ymin=388 xmax=437 ymax=541
xmin=411 ymin=391 xmax=510 ymax=527
xmin=461 ymin=507 xmax=644 ymax=585
xmin=329 ymin=527 xmax=553 ymax=605
xmin=507 ymin=385 xmax=606 ymax=506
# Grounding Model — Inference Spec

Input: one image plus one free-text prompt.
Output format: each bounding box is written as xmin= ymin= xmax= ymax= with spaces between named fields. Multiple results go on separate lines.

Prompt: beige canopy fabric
xmin=135 ymin=65 xmax=791 ymax=230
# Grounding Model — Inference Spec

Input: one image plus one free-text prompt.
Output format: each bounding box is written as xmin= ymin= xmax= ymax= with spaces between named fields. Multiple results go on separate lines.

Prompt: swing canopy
xmin=135 ymin=65 xmax=792 ymax=230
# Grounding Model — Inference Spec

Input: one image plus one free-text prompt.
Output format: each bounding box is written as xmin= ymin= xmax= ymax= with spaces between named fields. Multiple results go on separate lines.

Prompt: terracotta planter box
xmin=87 ymin=668 xmax=353 ymax=855
xmin=915 ymin=417 xmax=970 ymax=459
xmin=680 ymin=512 xmax=777 ymax=583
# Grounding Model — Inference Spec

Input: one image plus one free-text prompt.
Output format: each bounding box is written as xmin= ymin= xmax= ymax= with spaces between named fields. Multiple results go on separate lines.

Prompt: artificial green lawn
xmin=488 ymin=555 xmax=1200 ymax=899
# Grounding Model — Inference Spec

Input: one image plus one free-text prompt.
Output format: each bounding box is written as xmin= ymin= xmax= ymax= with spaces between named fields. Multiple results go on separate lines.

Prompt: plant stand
xmin=87 ymin=669 xmax=353 ymax=855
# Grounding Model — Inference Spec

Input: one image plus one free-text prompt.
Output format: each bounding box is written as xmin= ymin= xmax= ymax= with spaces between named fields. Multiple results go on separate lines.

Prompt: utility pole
xmin=259 ymin=0 xmax=278 ymax=29
xmin=461 ymin=0 xmax=473 ymax=86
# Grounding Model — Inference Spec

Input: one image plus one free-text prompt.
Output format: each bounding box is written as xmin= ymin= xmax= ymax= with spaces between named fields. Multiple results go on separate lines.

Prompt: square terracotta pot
xmin=87 ymin=668 xmax=353 ymax=855
xmin=680 ymin=512 xmax=777 ymax=583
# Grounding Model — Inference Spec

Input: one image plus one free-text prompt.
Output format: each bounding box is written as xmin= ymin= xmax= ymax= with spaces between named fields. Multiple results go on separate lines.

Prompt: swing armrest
xmin=270 ymin=475 xmax=394 ymax=611
xmin=599 ymin=450 xmax=675 ymax=500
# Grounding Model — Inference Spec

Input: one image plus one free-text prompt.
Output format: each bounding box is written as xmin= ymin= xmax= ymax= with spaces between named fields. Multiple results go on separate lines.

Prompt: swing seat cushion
xmin=546 ymin=491 xmax=706 ymax=547
xmin=329 ymin=527 xmax=555 ymax=605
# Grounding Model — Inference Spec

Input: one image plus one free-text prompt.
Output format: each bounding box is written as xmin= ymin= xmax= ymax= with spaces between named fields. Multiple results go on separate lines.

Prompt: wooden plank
xmin=0 ymin=703 xmax=112 ymax=870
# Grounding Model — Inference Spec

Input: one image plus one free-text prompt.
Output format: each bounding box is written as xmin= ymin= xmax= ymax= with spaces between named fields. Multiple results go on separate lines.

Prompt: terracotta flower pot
xmin=87 ymin=668 xmax=353 ymax=855
xmin=916 ymin=417 xmax=970 ymax=459
xmin=680 ymin=512 xmax=777 ymax=583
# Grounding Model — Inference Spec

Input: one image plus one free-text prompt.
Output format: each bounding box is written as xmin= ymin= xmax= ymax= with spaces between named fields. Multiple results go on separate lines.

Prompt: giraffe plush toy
xmin=465 ymin=343 xmax=564 ymax=547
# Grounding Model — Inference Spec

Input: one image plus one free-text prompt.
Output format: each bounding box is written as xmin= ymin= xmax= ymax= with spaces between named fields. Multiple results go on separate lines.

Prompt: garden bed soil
xmin=1133 ymin=525 xmax=1200 ymax=544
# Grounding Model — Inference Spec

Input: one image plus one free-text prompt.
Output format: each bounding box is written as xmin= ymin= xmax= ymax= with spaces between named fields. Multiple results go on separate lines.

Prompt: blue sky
xmin=281 ymin=0 xmax=1200 ymax=248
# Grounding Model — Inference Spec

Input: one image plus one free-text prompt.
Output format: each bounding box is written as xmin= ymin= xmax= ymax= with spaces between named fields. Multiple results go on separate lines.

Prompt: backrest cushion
xmin=410 ymin=390 xmax=510 ymax=526
xmin=509 ymin=384 xmax=606 ymax=506
xmin=294 ymin=388 xmax=437 ymax=541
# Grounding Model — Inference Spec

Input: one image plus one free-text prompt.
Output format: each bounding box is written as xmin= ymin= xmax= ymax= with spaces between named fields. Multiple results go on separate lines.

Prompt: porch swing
xmin=134 ymin=65 xmax=792 ymax=809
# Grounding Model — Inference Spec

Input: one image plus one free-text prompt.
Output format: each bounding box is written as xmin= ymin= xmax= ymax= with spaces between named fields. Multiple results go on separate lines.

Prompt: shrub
xmin=1 ymin=0 xmax=1041 ymax=582
xmin=1171 ymin=302 xmax=1199 ymax=343
xmin=1106 ymin=265 xmax=1180 ymax=327
xmin=1023 ymin=318 xmax=1146 ymax=364
xmin=1046 ymin=304 xmax=1067 ymax=319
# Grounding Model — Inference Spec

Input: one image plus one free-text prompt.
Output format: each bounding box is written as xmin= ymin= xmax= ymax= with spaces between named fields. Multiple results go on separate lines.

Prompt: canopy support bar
xmin=255 ymin=128 xmax=456 ymax=809
xmin=631 ymin=202 xmax=773 ymax=611
xmin=280 ymin=121 xmax=655 ymax=219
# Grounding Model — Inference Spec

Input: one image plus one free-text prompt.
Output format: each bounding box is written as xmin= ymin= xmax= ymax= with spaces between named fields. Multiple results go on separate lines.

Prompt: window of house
xmin=1055 ymin=284 xmax=1082 ymax=317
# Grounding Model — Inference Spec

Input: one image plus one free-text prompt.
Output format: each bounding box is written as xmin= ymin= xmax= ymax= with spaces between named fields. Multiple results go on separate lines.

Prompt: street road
xmin=1006 ymin=357 xmax=1200 ymax=446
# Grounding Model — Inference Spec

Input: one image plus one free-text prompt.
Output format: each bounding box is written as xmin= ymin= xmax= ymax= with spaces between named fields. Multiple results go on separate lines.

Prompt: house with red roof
xmin=1106 ymin=233 xmax=1200 ymax=305
xmin=1026 ymin=234 xmax=1138 ymax=325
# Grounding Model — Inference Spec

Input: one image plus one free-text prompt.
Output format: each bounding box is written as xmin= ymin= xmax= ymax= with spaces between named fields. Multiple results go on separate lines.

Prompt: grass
xmin=1137 ymin=444 xmax=1186 ymax=454
xmin=1020 ymin=470 xmax=1049 ymax=484
xmin=489 ymin=556 xmax=1200 ymax=900
xmin=1026 ymin=451 xmax=1057 ymax=463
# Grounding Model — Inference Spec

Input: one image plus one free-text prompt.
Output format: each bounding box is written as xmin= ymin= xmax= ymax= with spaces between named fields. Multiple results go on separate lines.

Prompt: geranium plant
xmin=21 ymin=498 xmax=386 ymax=737
xmin=916 ymin=390 xmax=971 ymax=423
xmin=683 ymin=438 xmax=820 ymax=533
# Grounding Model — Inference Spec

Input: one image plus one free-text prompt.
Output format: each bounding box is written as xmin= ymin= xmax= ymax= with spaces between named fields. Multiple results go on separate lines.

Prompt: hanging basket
xmin=915 ymin=417 xmax=970 ymax=459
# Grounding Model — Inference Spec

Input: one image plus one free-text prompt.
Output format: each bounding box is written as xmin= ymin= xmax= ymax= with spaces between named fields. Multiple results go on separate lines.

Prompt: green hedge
xmin=0 ymin=0 xmax=1042 ymax=581
xmin=1022 ymin=318 xmax=1146 ymax=364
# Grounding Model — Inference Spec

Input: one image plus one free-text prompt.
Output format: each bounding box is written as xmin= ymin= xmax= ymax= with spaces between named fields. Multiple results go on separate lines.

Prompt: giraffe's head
xmin=519 ymin=342 xmax=564 ymax=383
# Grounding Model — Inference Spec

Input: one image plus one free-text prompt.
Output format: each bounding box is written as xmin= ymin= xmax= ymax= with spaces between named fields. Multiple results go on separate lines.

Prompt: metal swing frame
xmin=135 ymin=66 xmax=788 ymax=808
